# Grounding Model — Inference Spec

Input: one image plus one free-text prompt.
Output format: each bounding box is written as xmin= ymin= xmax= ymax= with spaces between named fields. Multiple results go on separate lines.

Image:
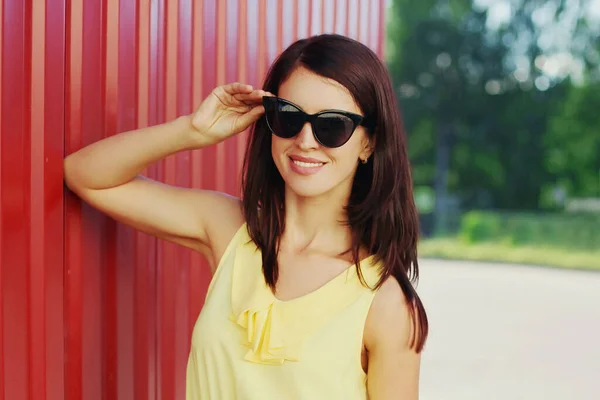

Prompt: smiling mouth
xmin=291 ymin=159 xmax=325 ymax=168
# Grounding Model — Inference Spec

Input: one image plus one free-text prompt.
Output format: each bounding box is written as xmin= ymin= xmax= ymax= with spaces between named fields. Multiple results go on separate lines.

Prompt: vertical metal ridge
xmin=308 ymin=0 xmax=314 ymax=36
xmin=214 ymin=0 xmax=227 ymax=193
xmin=148 ymin=3 xmax=161 ymax=398
xmin=64 ymin=0 xmax=84 ymax=397
xmin=102 ymin=0 xmax=120 ymax=398
xmin=276 ymin=0 xmax=283 ymax=54
xmin=134 ymin=1 xmax=151 ymax=398
xmin=117 ymin=0 xmax=138 ymax=398
xmin=44 ymin=1 xmax=67 ymax=399
xmin=224 ymin=0 xmax=239 ymax=196
xmin=321 ymin=0 xmax=326 ymax=33
xmin=30 ymin=0 xmax=46 ymax=397
xmin=236 ymin=0 xmax=249 ymax=191
xmin=0 ymin=0 xmax=4 ymax=394
xmin=345 ymin=0 xmax=350 ymax=36
xmin=159 ymin=0 xmax=178 ymax=396
xmin=188 ymin=0 xmax=209 ymax=333
xmin=333 ymin=0 xmax=338 ymax=33
xmin=190 ymin=0 xmax=204 ymax=241
xmin=24 ymin=0 xmax=35 ymax=398
xmin=368 ymin=0 xmax=376 ymax=50
xmin=364 ymin=0 xmax=370 ymax=47
xmin=293 ymin=0 xmax=299 ymax=42
xmin=357 ymin=0 xmax=363 ymax=42
xmin=1 ymin=0 xmax=30 ymax=398
xmin=257 ymin=0 xmax=267 ymax=82
xmin=175 ymin=5 xmax=193 ymax=397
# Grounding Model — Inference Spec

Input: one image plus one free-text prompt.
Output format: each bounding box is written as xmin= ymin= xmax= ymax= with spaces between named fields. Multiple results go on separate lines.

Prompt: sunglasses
xmin=262 ymin=96 xmax=373 ymax=148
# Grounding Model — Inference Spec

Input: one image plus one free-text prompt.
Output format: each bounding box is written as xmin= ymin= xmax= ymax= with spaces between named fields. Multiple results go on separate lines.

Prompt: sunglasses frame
xmin=262 ymin=96 xmax=373 ymax=148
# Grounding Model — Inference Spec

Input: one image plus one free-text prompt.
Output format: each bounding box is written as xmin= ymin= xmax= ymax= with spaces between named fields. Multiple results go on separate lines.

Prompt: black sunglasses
xmin=262 ymin=96 xmax=373 ymax=148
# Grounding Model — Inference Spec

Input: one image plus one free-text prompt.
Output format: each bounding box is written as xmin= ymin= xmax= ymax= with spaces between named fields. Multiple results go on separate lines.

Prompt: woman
xmin=64 ymin=34 xmax=428 ymax=399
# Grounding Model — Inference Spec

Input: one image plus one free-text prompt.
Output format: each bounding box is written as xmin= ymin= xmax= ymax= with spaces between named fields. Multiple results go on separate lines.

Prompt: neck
xmin=281 ymin=185 xmax=353 ymax=255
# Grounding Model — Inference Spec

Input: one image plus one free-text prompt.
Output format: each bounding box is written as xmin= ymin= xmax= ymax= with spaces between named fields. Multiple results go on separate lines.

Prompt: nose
xmin=294 ymin=122 xmax=319 ymax=150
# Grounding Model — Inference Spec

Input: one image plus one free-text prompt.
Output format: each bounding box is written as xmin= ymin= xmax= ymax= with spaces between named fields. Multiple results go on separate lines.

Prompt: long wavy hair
xmin=241 ymin=34 xmax=428 ymax=352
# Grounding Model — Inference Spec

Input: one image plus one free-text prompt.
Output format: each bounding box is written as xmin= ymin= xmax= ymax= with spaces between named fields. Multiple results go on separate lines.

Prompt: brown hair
xmin=241 ymin=34 xmax=428 ymax=352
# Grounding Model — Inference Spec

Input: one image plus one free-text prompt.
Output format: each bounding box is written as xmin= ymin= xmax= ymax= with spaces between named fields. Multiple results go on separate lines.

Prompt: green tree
xmin=387 ymin=0 xmax=599 ymax=222
xmin=545 ymin=80 xmax=600 ymax=198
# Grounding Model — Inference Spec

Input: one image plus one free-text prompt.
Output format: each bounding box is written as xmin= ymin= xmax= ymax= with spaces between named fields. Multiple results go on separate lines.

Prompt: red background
xmin=0 ymin=0 xmax=385 ymax=398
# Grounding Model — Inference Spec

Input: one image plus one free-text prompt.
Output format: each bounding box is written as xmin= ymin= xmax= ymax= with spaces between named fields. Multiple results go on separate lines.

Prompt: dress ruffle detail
xmin=231 ymin=303 xmax=301 ymax=365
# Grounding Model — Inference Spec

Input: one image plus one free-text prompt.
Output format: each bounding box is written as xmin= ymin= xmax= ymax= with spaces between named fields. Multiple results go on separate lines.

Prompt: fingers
xmin=220 ymin=81 xmax=275 ymax=100
xmin=236 ymin=104 xmax=266 ymax=129
xmin=234 ymin=89 xmax=275 ymax=105
xmin=222 ymin=82 xmax=254 ymax=95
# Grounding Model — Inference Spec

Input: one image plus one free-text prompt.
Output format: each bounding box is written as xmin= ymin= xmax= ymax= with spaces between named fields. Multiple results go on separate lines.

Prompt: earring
xmin=360 ymin=157 xmax=368 ymax=164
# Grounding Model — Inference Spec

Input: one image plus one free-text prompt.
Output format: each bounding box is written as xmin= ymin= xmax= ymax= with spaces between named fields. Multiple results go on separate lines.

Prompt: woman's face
xmin=271 ymin=67 xmax=372 ymax=200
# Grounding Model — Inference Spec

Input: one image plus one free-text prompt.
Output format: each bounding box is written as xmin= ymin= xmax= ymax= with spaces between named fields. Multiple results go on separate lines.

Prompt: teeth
xmin=293 ymin=160 xmax=324 ymax=168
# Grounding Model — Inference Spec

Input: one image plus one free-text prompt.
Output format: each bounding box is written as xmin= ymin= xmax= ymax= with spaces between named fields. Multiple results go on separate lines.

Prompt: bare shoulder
xmin=363 ymin=277 xmax=421 ymax=399
xmin=364 ymin=277 xmax=413 ymax=349
xmin=194 ymin=190 xmax=245 ymax=271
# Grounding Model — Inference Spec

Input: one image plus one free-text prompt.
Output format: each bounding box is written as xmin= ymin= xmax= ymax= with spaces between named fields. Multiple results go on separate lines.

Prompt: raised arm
xmin=64 ymin=83 xmax=270 ymax=270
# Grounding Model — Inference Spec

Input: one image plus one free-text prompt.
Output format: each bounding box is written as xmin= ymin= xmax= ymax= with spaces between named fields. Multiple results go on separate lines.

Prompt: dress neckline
xmin=270 ymin=254 xmax=377 ymax=304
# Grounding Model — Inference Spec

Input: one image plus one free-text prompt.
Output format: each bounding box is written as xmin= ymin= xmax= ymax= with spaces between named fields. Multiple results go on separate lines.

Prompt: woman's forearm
xmin=64 ymin=115 xmax=206 ymax=191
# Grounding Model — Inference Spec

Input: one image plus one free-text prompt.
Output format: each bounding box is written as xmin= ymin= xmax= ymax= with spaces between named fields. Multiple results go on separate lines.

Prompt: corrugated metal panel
xmin=0 ymin=0 xmax=385 ymax=399
xmin=1 ymin=1 xmax=66 ymax=399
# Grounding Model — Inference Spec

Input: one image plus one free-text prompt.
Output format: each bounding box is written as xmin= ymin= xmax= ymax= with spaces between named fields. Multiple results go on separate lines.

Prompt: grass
xmin=418 ymin=237 xmax=600 ymax=271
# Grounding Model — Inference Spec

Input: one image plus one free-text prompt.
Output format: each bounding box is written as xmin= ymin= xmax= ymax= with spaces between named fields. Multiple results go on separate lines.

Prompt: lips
xmin=288 ymin=155 xmax=326 ymax=175
xmin=289 ymin=155 xmax=325 ymax=164
xmin=292 ymin=159 xmax=324 ymax=167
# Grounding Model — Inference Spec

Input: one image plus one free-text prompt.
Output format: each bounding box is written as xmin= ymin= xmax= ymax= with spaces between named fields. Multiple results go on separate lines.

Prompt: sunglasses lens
xmin=265 ymin=100 xmax=305 ymax=139
xmin=313 ymin=113 xmax=355 ymax=148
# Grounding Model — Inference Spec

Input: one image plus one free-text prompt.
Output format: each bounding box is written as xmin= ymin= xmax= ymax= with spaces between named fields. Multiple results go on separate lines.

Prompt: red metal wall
xmin=0 ymin=0 xmax=385 ymax=399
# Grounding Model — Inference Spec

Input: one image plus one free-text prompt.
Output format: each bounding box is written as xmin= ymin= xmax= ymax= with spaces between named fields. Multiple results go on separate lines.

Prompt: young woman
xmin=64 ymin=34 xmax=428 ymax=400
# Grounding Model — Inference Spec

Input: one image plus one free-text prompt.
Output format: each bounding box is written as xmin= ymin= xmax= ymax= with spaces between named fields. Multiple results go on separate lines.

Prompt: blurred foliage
xmin=459 ymin=210 xmax=600 ymax=250
xmin=460 ymin=211 xmax=503 ymax=242
xmin=387 ymin=0 xmax=600 ymax=212
xmin=545 ymin=82 xmax=600 ymax=197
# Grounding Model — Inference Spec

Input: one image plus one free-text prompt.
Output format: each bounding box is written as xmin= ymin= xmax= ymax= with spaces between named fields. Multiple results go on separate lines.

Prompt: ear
xmin=359 ymin=135 xmax=375 ymax=162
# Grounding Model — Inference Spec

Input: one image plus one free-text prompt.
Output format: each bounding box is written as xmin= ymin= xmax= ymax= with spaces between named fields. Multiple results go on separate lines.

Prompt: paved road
xmin=417 ymin=259 xmax=600 ymax=400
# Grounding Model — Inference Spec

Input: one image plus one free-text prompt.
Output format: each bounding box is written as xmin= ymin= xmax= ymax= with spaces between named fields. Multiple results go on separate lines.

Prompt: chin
xmin=281 ymin=174 xmax=333 ymax=199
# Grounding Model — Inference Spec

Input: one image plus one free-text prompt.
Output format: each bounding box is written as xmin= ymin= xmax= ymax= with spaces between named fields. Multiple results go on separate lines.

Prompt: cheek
xmin=329 ymin=135 xmax=365 ymax=166
xmin=326 ymin=150 xmax=359 ymax=180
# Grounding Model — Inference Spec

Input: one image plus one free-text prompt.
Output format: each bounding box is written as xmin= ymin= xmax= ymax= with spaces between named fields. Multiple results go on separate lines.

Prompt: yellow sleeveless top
xmin=186 ymin=224 xmax=382 ymax=400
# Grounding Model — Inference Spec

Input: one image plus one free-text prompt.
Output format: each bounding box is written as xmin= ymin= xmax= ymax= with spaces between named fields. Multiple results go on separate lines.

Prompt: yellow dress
xmin=186 ymin=223 xmax=382 ymax=400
